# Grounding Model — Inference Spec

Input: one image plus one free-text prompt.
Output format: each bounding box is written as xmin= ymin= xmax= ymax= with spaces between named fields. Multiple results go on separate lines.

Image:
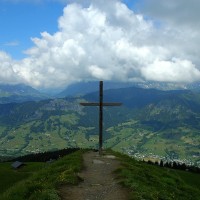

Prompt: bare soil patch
xmin=59 ymin=151 xmax=130 ymax=200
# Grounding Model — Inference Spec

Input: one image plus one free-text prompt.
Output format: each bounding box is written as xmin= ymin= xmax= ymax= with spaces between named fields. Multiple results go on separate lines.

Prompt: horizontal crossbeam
xmin=79 ymin=81 xmax=122 ymax=155
xmin=80 ymin=102 xmax=122 ymax=106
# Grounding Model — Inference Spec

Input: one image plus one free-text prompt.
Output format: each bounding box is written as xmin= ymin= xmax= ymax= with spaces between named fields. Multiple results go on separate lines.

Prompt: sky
xmin=0 ymin=0 xmax=200 ymax=89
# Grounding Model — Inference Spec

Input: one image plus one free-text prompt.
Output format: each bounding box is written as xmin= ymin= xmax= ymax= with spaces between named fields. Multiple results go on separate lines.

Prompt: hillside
xmin=0 ymin=150 xmax=199 ymax=200
xmin=0 ymin=87 xmax=199 ymax=166
xmin=0 ymin=150 xmax=83 ymax=200
xmin=115 ymin=151 xmax=200 ymax=200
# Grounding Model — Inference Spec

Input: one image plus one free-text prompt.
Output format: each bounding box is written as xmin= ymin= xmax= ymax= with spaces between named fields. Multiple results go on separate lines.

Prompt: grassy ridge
xmin=1 ymin=150 xmax=199 ymax=199
xmin=0 ymin=150 xmax=84 ymax=200
xmin=114 ymin=152 xmax=200 ymax=200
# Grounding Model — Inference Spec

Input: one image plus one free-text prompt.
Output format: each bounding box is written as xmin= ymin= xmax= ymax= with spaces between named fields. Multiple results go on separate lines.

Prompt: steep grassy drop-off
xmin=0 ymin=162 xmax=44 ymax=194
xmin=114 ymin=151 xmax=200 ymax=200
xmin=0 ymin=150 xmax=84 ymax=200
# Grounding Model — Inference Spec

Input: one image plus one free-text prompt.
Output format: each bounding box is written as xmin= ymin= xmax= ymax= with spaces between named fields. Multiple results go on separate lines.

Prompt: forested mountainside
xmin=0 ymin=87 xmax=199 ymax=166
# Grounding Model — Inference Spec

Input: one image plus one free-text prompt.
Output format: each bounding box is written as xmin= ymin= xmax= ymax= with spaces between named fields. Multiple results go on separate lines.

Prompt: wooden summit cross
xmin=80 ymin=81 xmax=122 ymax=155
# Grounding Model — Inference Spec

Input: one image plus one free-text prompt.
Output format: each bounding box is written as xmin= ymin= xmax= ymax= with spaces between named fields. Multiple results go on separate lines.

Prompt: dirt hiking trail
xmin=59 ymin=151 xmax=130 ymax=200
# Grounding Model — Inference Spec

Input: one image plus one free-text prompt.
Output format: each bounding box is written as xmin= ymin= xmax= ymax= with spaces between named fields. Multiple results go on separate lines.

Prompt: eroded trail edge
xmin=59 ymin=151 xmax=129 ymax=200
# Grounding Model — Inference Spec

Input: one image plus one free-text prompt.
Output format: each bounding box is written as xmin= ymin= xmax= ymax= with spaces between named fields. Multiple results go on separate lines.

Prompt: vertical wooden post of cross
xmin=80 ymin=81 xmax=122 ymax=155
xmin=99 ymin=81 xmax=103 ymax=154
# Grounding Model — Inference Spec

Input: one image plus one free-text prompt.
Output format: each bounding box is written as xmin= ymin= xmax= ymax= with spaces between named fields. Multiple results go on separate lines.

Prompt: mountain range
xmin=1 ymin=81 xmax=200 ymax=103
xmin=0 ymin=85 xmax=199 ymax=167
xmin=57 ymin=81 xmax=200 ymax=97
xmin=0 ymin=84 xmax=48 ymax=103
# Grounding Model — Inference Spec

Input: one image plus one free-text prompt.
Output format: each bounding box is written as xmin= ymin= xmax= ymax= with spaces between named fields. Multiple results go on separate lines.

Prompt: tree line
xmin=10 ymin=148 xmax=80 ymax=162
xmin=145 ymin=159 xmax=200 ymax=173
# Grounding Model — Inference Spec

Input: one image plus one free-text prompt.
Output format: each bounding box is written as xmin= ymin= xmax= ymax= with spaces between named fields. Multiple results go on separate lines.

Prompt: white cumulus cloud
xmin=141 ymin=59 xmax=200 ymax=82
xmin=1 ymin=0 xmax=200 ymax=88
xmin=0 ymin=51 xmax=20 ymax=84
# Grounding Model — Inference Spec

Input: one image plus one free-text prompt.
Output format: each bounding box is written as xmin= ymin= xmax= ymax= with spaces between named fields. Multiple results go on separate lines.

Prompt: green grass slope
xmin=114 ymin=151 xmax=200 ymax=200
xmin=0 ymin=150 xmax=199 ymax=200
xmin=0 ymin=162 xmax=43 ymax=194
xmin=0 ymin=150 xmax=84 ymax=200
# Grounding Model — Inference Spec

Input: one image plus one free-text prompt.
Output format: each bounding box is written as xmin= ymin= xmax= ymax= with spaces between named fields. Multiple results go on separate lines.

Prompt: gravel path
xmin=59 ymin=151 xmax=130 ymax=200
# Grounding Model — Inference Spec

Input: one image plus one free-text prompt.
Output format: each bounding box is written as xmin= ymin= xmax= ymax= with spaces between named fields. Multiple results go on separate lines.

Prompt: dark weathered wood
xmin=80 ymin=81 xmax=122 ymax=155
xmin=80 ymin=103 xmax=99 ymax=106
xmin=80 ymin=103 xmax=122 ymax=106
xmin=102 ymin=103 xmax=122 ymax=106
xmin=99 ymin=81 xmax=103 ymax=154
